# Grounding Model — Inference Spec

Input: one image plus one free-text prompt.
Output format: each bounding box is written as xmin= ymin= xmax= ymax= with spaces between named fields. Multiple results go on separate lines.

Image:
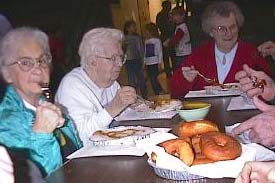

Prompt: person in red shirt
xmin=170 ymin=1 xmax=272 ymax=98
xmin=163 ymin=6 xmax=191 ymax=71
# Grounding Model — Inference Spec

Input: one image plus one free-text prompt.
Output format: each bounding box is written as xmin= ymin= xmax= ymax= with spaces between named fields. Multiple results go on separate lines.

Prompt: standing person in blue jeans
xmin=144 ymin=23 xmax=163 ymax=95
xmin=124 ymin=20 xmax=148 ymax=98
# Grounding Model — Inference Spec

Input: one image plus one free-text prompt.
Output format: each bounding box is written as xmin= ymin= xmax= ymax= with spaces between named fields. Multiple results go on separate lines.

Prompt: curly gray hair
xmin=78 ymin=28 xmax=124 ymax=69
xmin=201 ymin=1 xmax=245 ymax=34
xmin=0 ymin=27 xmax=50 ymax=67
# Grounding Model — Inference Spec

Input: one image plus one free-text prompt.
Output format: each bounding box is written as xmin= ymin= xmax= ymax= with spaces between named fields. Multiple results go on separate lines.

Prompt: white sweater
xmin=55 ymin=67 xmax=120 ymax=145
xmin=144 ymin=38 xmax=163 ymax=65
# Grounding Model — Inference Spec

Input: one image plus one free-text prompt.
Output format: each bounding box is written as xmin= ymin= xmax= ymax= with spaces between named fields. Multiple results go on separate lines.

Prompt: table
xmin=45 ymin=97 xmax=260 ymax=183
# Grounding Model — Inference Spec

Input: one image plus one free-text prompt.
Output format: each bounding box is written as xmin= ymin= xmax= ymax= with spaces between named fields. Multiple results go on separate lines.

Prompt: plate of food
xmin=90 ymin=126 xmax=156 ymax=146
xmin=131 ymin=95 xmax=182 ymax=113
xmin=204 ymin=83 xmax=241 ymax=95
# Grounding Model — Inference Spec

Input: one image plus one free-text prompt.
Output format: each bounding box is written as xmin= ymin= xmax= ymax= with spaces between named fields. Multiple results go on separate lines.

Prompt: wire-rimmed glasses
xmin=212 ymin=24 xmax=238 ymax=36
xmin=6 ymin=53 xmax=52 ymax=72
xmin=95 ymin=54 xmax=127 ymax=65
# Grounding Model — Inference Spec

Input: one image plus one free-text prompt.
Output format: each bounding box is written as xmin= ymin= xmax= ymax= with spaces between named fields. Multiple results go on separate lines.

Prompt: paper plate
xmin=89 ymin=126 xmax=156 ymax=146
xmin=148 ymin=159 xmax=204 ymax=181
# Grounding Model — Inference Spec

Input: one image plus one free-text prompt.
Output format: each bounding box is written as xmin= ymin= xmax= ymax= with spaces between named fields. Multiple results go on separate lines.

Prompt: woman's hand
xmin=258 ymin=41 xmax=275 ymax=57
xmin=105 ymin=86 xmax=137 ymax=117
xmin=235 ymin=64 xmax=275 ymax=101
xmin=32 ymin=102 xmax=65 ymax=133
xmin=182 ymin=65 xmax=198 ymax=82
xmin=232 ymin=96 xmax=275 ymax=148
xmin=235 ymin=161 xmax=275 ymax=183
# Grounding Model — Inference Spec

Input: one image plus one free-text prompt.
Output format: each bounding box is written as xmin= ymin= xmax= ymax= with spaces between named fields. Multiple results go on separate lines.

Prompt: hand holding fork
xmin=182 ymin=66 xmax=217 ymax=84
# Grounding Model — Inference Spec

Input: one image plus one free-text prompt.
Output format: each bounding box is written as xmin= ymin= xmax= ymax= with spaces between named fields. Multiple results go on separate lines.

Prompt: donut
xmin=159 ymin=138 xmax=191 ymax=156
xmin=159 ymin=138 xmax=194 ymax=166
xmin=192 ymin=153 xmax=215 ymax=165
xmin=200 ymin=132 xmax=242 ymax=161
xmin=177 ymin=120 xmax=219 ymax=138
xmin=178 ymin=141 xmax=194 ymax=166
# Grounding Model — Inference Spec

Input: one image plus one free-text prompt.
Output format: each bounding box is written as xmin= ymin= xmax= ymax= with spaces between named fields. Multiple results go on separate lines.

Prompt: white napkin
xmin=227 ymin=96 xmax=256 ymax=111
xmin=115 ymin=108 xmax=177 ymax=121
xmin=146 ymin=131 xmax=275 ymax=178
xmin=185 ymin=90 xmax=241 ymax=98
xmin=67 ymin=128 xmax=174 ymax=159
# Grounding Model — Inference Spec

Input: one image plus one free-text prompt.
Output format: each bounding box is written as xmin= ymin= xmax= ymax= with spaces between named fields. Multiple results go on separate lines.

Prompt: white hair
xmin=78 ymin=28 xmax=124 ymax=68
xmin=0 ymin=27 xmax=50 ymax=67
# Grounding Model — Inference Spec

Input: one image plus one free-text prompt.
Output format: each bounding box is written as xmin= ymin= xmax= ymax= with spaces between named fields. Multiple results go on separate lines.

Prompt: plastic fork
xmin=136 ymin=95 xmax=154 ymax=108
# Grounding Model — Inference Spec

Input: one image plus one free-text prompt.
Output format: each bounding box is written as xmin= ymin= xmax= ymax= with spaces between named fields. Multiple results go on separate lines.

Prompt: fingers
xmin=182 ymin=66 xmax=198 ymax=82
xmin=236 ymin=162 xmax=253 ymax=183
xmin=232 ymin=118 xmax=255 ymax=136
xmin=258 ymin=41 xmax=275 ymax=57
xmin=33 ymin=102 xmax=65 ymax=133
xmin=267 ymin=167 xmax=275 ymax=182
xmin=253 ymin=96 xmax=275 ymax=112
xmin=117 ymin=86 xmax=137 ymax=106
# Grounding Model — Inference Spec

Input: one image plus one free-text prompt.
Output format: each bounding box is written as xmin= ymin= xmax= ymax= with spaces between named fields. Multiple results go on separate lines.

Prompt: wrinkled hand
xmin=232 ymin=96 xmax=275 ymax=147
xmin=106 ymin=86 xmax=137 ymax=117
xmin=235 ymin=64 xmax=275 ymax=101
xmin=182 ymin=66 xmax=198 ymax=82
xmin=235 ymin=161 xmax=275 ymax=183
xmin=32 ymin=102 xmax=65 ymax=133
xmin=258 ymin=41 xmax=275 ymax=57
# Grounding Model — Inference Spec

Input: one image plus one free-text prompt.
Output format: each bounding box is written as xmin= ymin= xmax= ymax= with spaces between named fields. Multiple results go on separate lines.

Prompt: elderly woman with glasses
xmin=55 ymin=28 xmax=137 ymax=145
xmin=0 ymin=27 xmax=82 ymax=176
xmin=170 ymin=1 xmax=272 ymax=98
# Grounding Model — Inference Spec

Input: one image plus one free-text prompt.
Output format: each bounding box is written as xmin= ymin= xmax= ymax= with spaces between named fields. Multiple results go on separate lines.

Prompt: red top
xmin=167 ymin=28 xmax=184 ymax=47
xmin=170 ymin=40 xmax=272 ymax=98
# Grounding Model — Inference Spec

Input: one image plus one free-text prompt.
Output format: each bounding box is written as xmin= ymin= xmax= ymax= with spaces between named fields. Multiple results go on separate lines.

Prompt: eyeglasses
xmin=212 ymin=24 xmax=238 ymax=36
xmin=95 ymin=54 xmax=127 ymax=65
xmin=6 ymin=53 xmax=52 ymax=72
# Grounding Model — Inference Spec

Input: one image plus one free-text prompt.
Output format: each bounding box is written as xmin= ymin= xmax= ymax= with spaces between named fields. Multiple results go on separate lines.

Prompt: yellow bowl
xmin=177 ymin=101 xmax=211 ymax=121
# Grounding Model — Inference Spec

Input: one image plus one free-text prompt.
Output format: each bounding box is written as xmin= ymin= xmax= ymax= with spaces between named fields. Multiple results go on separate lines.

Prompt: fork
xmin=136 ymin=95 xmax=154 ymax=108
xmin=196 ymin=71 xmax=217 ymax=84
xmin=39 ymin=82 xmax=51 ymax=102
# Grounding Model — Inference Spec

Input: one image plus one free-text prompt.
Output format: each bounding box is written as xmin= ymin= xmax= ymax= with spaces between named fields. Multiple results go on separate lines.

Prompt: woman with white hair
xmin=0 ymin=27 xmax=82 ymax=176
xmin=170 ymin=1 xmax=272 ymax=98
xmin=55 ymin=28 xmax=137 ymax=145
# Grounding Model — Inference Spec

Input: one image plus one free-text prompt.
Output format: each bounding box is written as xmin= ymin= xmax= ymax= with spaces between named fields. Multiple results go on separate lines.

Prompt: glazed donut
xmin=200 ymin=132 xmax=242 ymax=161
xmin=159 ymin=138 xmax=194 ymax=166
xmin=177 ymin=120 xmax=219 ymax=138
xmin=192 ymin=153 xmax=215 ymax=165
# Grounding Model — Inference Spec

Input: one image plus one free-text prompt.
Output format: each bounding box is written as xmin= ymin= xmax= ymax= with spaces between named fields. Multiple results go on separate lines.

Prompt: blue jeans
xmin=146 ymin=64 xmax=162 ymax=95
xmin=125 ymin=59 xmax=147 ymax=98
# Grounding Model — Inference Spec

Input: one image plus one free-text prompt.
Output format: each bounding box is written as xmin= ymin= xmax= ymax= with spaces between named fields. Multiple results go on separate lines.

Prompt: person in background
xmin=55 ymin=28 xmax=137 ymax=145
xmin=144 ymin=23 xmax=163 ymax=95
xmin=156 ymin=0 xmax=175 ymax=77
xmin=0 ymin=27 xmax=82 ymax=176
xmin=169 ymin=1 xmax=272 ymax=98
xmin=163 ymin=6 xmax=192 ymax=70
xmin=123 ymin=20 xmax=148 ymax=98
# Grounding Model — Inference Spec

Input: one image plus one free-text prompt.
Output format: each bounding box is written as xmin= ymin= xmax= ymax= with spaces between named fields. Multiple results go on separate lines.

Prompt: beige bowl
xmin=177 ymin=102 xmax=211 ymax=121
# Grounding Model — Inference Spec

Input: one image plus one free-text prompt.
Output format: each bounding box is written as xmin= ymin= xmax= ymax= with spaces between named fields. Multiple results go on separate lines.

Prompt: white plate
xmin=89 ymin=126 xmax=156 ymax=146
xmin=204 ymin=83 xmax=241 ymax=95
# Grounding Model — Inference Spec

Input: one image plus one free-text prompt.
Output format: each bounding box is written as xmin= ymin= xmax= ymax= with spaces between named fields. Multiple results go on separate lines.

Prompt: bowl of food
xmin=177 ymin=101 xmax=211 ymax=121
